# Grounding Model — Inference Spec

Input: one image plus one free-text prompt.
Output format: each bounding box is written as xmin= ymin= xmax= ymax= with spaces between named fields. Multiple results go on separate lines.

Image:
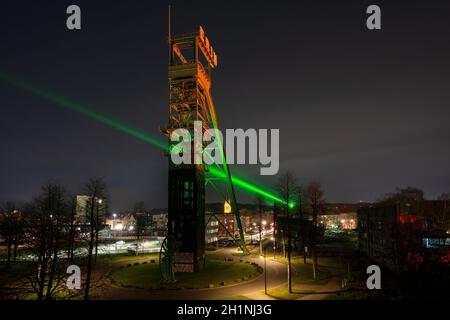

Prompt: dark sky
xmin=1 ymin=0 xmax=450 ymax=212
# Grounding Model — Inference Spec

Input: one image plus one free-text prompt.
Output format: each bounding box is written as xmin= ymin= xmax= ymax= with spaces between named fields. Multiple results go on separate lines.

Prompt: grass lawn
xmin=111 ymin=258 xmax=260 ymax=290
xmin=263 ymin=286 xmax=314 ymax=300
xmin=0 ymin=261 xmax=35 ymax=287
xmin=0 ymin=262 xmax=82 ymax=300
xmin=97 ymin=253 xmax=159 ymax=266
xmin=231 ymin=252 xmax=248 ymax=257
xmin=220 ymin=295 xmax=253 ymax=300
xmin=326 ymin=288 xmax=389 ymax=300
xmin=19 ymin=285 xmax=82 ymax=300
xmin=272 ymin=256 xmax=346 ymax=286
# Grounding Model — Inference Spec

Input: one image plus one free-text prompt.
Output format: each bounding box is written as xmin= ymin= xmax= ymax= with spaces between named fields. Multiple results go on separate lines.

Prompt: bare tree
xmin=133 ymin=201 xmax=146 ymax=213
xmin=296 ymin=187 xmax=308 ymax=264
xmin=306 ymin=180 xmax=325 ymax=281
xmin=378 ymin=186 xmax=425 ymax=215
xmin=0 ymin=202 xmax=24 ymax=267
xmin=276 ymin=172 xmax=298 ymax=293
xmin=82 ymin=178 xmax=107 ymax=301
xmin=254 ymin=195 xmax=264 ymax=255
xmin=67 ymin=195 xmax=77 ymax=263
xmin=438 ymin=192 xmax=450 ymax=229
xmin=133 ymin=201 xmax=147 ymax=256
xmin=24 ymin=182 xmax=69 ymax=300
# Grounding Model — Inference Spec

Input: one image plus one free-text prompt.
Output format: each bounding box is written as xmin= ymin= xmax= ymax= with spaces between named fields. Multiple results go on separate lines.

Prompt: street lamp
xmin=271 ymin=236 xmax=275 ymax=259
xmin=259 ymin=220 xmax=267 ymax=256
xmin=264 ymin=245 xmax=267 ymax=295
xmin=113 ymin=213 xmax=117 ymax=238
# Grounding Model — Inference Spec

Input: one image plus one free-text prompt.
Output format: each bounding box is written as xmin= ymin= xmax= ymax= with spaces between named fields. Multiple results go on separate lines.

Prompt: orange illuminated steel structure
xmin=163 ymin=24 xmax=247 ymax=273
xmin=167 ymin=26 xmax=216 ymax=137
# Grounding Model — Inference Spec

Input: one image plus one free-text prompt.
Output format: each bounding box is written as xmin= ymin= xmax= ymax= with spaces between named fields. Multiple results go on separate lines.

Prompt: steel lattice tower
xmin=163 ymin=20 xmax=247 ymax=272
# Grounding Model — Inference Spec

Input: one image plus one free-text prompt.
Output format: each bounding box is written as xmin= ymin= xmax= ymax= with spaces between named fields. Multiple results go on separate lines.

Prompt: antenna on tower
xmin=168 ymin=5 xmax=172 ymax=44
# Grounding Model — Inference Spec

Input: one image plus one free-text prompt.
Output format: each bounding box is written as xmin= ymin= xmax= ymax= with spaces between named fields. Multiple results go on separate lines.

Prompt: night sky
xmin=1 ymin=0 xmax=450 ymax=211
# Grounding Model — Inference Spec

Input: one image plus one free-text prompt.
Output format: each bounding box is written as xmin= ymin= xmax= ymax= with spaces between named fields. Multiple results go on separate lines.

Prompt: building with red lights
xmin=358 ymin=204 xmax=450 ymax=272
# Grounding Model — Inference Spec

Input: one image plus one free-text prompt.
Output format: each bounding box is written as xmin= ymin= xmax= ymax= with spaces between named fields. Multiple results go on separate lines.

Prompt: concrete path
xmin=90 ymin=247 xmax=288 ymax=300
xmin=90 ymin=247 xmax=346 ymax=300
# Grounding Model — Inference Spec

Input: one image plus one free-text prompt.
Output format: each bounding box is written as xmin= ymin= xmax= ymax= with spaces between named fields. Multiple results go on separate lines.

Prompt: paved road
xmin=93 ymin=246 xmax=288 ymax=300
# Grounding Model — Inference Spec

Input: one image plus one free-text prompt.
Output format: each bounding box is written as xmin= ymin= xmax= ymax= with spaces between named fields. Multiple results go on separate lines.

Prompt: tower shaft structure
xmin=164 ymin=25 xmax=247 ymax=273
xmin=166 ymin=26 xmax=217 ymax=272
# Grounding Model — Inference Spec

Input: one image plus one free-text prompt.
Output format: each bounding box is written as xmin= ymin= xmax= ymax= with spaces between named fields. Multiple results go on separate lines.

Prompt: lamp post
xmin=271 ymin=237 xmax=275 ymax=259
xmin=250 ymin=222 xmax=256 ymax=248
xmin=260 ymin=220 xmax=266 ymax=255
xmin=113 ymin=213 xmax=117 ymax=239
xmin=264 ymin=245 xmax=267 ymax=295
xmin=262 ymin=220 xmax=267 ymax=236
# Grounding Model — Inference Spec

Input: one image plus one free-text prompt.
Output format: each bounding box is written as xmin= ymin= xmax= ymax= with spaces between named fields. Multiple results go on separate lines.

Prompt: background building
xmin=75 ymin=195 xmax=107 ymax=225
xmin=151 ymin=210 xmax=168 ymax=236
xmin=320 ymin=213 xmax=357 ymax=230
xmin=206 ymin=220 xmax=219 ymax=244
xmin=358 ymin=204 xmax=450 ymax=273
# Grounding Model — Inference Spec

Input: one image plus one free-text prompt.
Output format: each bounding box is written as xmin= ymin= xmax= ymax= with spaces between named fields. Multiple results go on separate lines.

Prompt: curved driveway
xmin=94 ymin=246 xmax=287 ymax=300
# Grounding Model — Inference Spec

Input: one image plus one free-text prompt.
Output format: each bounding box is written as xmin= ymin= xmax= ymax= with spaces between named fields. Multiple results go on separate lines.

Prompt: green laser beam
xmin=0 ymin=72 xmax=285 ymax=204
xmin=0 ymin=72 xmax=167 ymax=151
xmin=208 ymin=166 xmax=284 ymax=203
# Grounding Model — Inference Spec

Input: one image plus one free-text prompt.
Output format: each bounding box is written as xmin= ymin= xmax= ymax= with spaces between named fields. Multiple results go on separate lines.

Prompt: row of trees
xmin=0 ymin=178 xmax=107 ymax=300
xmin=267 ymin=172 xmax=325 ymax=293
xmin=378 ymin=186 xmax=450 ymax=228
xmin=269 ymin=183 xmax=450 ymax=292
xmin=0 ymin=202 xmax=25 ymax=267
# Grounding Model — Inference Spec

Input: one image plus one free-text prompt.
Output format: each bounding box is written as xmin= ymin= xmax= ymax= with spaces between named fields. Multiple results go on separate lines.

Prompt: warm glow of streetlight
xmin=262 ymin=220 xmax=267 ymax=226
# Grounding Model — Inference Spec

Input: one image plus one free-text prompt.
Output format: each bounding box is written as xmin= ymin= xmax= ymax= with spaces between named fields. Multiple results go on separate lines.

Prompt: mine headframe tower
xmin=162 ymin=24 xmax=247 ymax=272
